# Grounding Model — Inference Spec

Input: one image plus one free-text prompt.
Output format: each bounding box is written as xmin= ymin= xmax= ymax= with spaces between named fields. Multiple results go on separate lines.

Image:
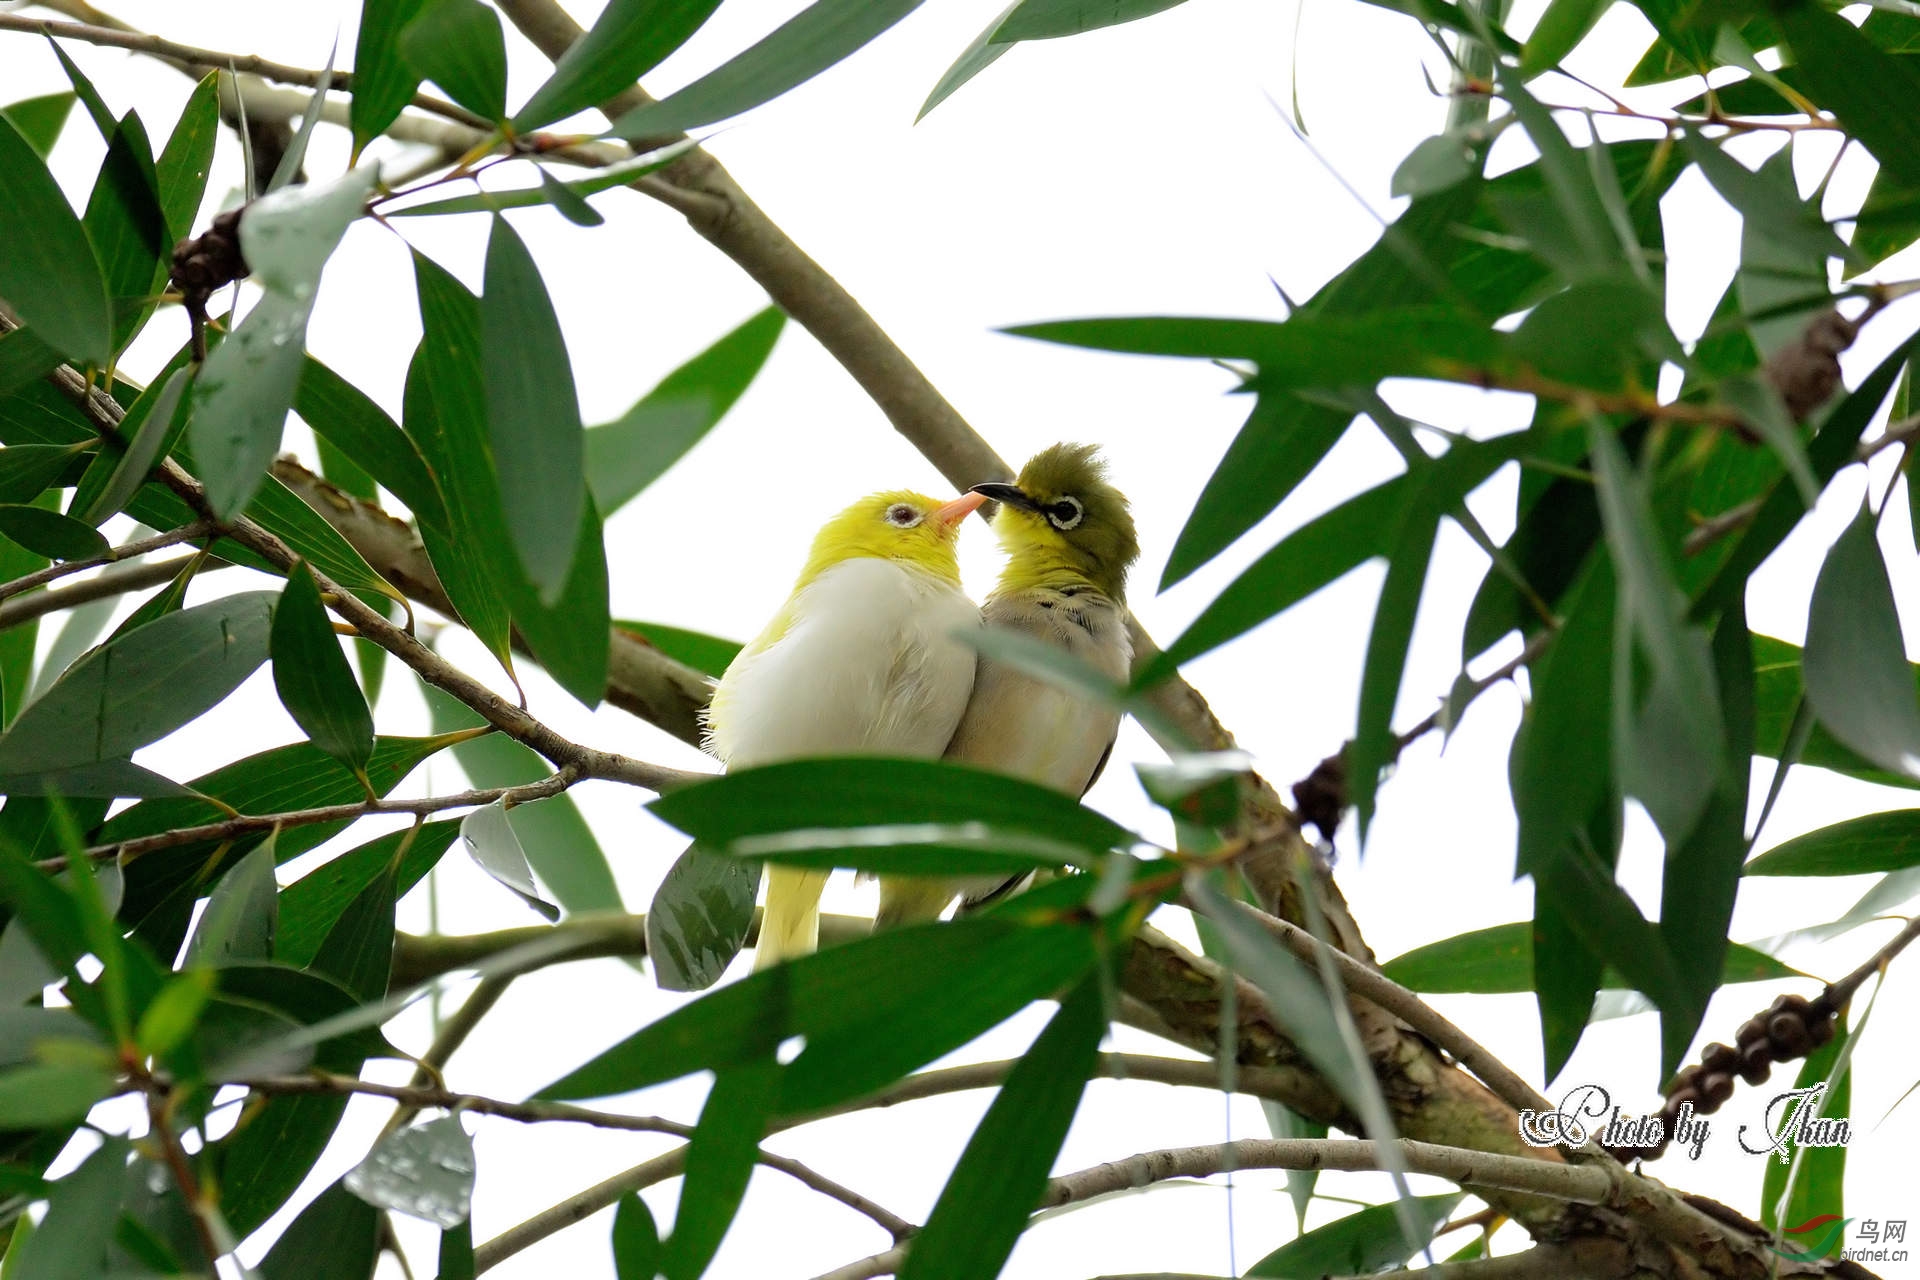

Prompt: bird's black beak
xmin=968 ymin=481 xmax=1043 ymax=513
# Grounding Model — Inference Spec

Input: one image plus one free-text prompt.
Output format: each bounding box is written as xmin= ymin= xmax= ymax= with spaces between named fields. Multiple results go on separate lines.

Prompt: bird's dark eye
xmin=886 ymin=503 xmax=923 ymax=528
xmin=1046 ymin=496 xmax=1084 ymax=531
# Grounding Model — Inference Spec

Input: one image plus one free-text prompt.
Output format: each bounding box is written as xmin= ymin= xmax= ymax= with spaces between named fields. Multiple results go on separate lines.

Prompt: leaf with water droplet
xmin=344 ymin=1114 xmax=476 ymax=1229
xmin=460 ymin=798 xmax=559 ymax=921
xmin=646 ymin=842 xmax=757 ymax=992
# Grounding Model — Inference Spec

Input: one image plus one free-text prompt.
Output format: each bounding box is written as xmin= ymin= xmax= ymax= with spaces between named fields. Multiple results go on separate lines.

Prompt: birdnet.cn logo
xmin=1768 ymin=1216 xmax=1908 ymax=1264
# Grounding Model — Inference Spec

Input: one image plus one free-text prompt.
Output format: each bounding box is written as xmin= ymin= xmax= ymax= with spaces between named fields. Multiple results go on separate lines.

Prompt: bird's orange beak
xmin=928 ymin=490 xmax=988 ymax=529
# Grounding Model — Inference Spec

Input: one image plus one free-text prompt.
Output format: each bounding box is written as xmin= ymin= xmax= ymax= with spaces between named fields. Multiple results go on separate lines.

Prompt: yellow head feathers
xmin=971 ymin=443 xmax=1138 ymax=602
xmin=794 ymin=489 xmax=987 ymax=590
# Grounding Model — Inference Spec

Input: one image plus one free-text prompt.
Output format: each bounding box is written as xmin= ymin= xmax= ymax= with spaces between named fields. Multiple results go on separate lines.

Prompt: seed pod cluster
xmin=169 ymin=206 xmax=249 ymax=360
xmin=1602 ymin=992 xmax=1837 ymax=1162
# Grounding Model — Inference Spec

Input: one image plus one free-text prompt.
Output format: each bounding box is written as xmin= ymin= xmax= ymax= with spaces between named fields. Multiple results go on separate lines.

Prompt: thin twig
xmin=0 ymin=552 xmax=230 ymax=632
xmin=0 ymin=522 xmax=211 ymax=605
xmin=58 ymin=772 xmax=577 ymax=869
xmin=145 ymin=1092 xmax=223 ymax=1273
xmin=384 ymin=975 xmax=514 ymax=1134
xmin=1826 ymin=912 xmax=1920 ymax=1008
xmin=0 ymin=11 xmax=490 ymax=130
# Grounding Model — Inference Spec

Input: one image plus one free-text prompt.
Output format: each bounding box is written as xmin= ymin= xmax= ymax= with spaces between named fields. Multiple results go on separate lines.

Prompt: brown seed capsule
xmin=1768 ymin=1012 xmax=1813 ymax=1058
xmin=1666 ymin=1086 xmax=1700 ymax=1117
xmin=1700 ymin=1042 xmax=1738 ymax=1075
xmin=1738 ymin=1039 xmax=1773 ymax=1085
xmin=1807 ymin=1011 xmax=1837 ymax=1047
xmin=1736 ymin=1017 xmax=1770 ymax=1051
xmin=1697 ymin=1071 xmax=1736 ymax=1109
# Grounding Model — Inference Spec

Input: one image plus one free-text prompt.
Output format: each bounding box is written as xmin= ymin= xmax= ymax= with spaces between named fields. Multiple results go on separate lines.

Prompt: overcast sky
xmin=13 ymin=0 xmax=1920 ymax=1274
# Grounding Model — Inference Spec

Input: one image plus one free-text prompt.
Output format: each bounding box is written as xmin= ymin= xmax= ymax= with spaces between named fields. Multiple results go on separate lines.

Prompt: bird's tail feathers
xmin=754 ymin=866 xmax=830 ymax=970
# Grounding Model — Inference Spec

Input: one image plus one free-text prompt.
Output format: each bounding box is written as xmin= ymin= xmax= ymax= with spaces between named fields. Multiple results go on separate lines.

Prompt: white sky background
xmin=11 ymin=0 xmax=1920 ymax=1274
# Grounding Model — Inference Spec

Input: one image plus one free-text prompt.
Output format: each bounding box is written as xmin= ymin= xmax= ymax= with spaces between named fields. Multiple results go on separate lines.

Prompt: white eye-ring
xmin=1046 ymin=496 xmax=1084 ymax=531
xmin=886 ymin=503 xmax=924 ymax=528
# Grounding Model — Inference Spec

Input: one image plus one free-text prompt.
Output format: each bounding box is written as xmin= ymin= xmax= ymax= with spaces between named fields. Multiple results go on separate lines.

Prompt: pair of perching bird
xmin=705 ymin=443 xmax=1139 ymax=968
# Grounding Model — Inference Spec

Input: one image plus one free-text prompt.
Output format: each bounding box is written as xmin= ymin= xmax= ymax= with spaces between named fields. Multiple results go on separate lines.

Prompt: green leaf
xmin=278 ymin=820 xmax=461 ymax=966
xmin=1490 ymin=71 xmax=1627 ymax=277
xmin=536 ymin=165 xmax=605 ymax=226
xmin=1733 ymin=147 xmax=1834 ymax=358
xmin=1681 ymin=131 xmax=1852 ymax=268
xmin=537 ymin=915 xmax=1096 ymax=1108
xmin=0 ymin=113 xmax=111 ymax=365
xmin=1760 ymin=1012 xmax=1850 ymax=1233
xmin=995 ymin=0 xmax=1189 ymax=38
xmin=0 ymin=92 xmax=76 ymax=158
xmin=190 ymin=168 xmax=377 ymax=517
xmin=272 ymin=563 xmax=376 ymax=773
xmin=1851 ymin=162 xmax=1920 ymax=270
xmin=388 ymin=141 xmax=694 ymax=217
xmin=1381 ymin=921 xmax=1802 ymax=991
xmin=1719 ymin=372 xmax=1816 ymax=505
xmin=1803 ymin=504 xmax=1920 ymax=779
xmin=1521 ymin=0 xmax=1611 ymax=75
xmin=917 ymin=5 xmax=1017 ymax=119
xmin=267 ymin=58 xmax=334 ymax=194
xmin=612 ymin=1193 xmax=663 ymax=1280
xmin=1246 ymin=1194 xmax=1463 ymax=1278
xmin=647 ymin=842 xmax=757 ymax=992
xmin=650 ymin=758 xmax=1135 ymax=856
xmin=154 ymin=73 xmax=220 ymax=248
xmin=183 ymin=841 xmax=279 ymax=966
xmin=607 ymin=0 xmax=924 ymax=141
xmin=613 ymin=620 xmax=743 ymax=680
xmin=507 ymin=495 xmax=612 ymax=707
xmin=0 ymin=1061 xmax=116 ymax=1128
xmin=80 ymin=112 xmax=168 ymax=353
xmin=400 ymin=0 xmax=508 ymax=122
xmin=134 ymin=969 xmax=214 ymax=1058
xmin=903 ymin=976 xmax=1104 ymax=1280
xmin=460 ymin=798 xmax=561 ymax=921
xmin=1747 ymin=810 xmax=1920 ymax=875
xmin=0 ymin=328 xmax=66 ymax=400
xmin=351 ymin=0 xmax=430 ymax=151
xmin=662 ymin=1060 xmax=777 ymax=1280
xmin=345 ymin=1115 xmax=475 ymax=1228
xmin=0 ymin=503 xmax=108 ymax=560
xmin=295 ymin=357 xmax=448 ymax=529
xmin=258 ymin=1180 xmax=379 ymax=1280
xmin=481 ymin=214 xmax=586 ymax=600
xmin=1777 ymin=1 xmax=1920 ymax=188
xmin=8 ymin=1138 xmax=129 ymax=1280
xmin=0 ymin=443 xmax=84 ymax=505
xmin=308 ymin=864 xmax=396 ymax=1001
xmin=585 ymin=306 xmax=785 ymax=516
xmin=76 ymin=367 xmax=190 ymax=525
xmin=1391 ymin=132 xmax=1478 ymax=197
xmin=0 ymin=590 xmax=274 ymax=775
xmin=1509 ymin=275 xmax=1679 ymax=390
xmin=424 ymin=685 xmax=621 ymax=914
xmin=514 ymin=0 xmax=725 ymax=130
xmin=439 ymin=1221 xmax=476 ymax=1280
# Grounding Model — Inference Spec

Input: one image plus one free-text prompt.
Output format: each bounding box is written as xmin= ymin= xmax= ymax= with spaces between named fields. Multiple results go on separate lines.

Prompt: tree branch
xmin=0 ymin=522 xmax=212 ymax=605
xmin=0 ymin=552 xmax=230 ymax=632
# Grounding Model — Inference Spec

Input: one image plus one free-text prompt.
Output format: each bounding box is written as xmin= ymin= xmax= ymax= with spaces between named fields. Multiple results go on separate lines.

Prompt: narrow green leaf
xmin=1490 ymin=71 xmax=1626 ymax=276
xmin=155 ymin=74 xmax=219 ymax=247
xmin=1747 ymin=810 xmax=1920 ymax=875
xmin=134 ymin=969 xmax=215 ymax=1058
xmin=663 ymin=1060 xmax=777 ymax=1280
xmin=612 ymin=1193 xmax=663 ymax=1280
xmin=352 ymin=0 xmax=430 ymax=150
xmin=80 ymin=112 xmax=168 ymax=353
xmin=1803 ymin=504 xmax=1920 ymax=779
xmin=295 ymin=357 xmax=448 ymax=529
xmin=308 ymin=865 xmax=396 ymax=1001
xmin=269 ymin=57 xmax=334 ymax=195
xmin=1391 ymin=132 xmax=1478 ymax=197
xmin=44 ymin=40 xmax=114 ymax=142
xmin=1509 ymin=274 xmax=1679 ymax=390
xmin=400 ymin=0 xmax=508 ymax=121
xmin=514 ymin=0 xmax=724 ymax=130
xmin=1521 ymin=0 xmax=1611 ymax=75
xmin=650 ymin=758 xmax=1134 ymax=855
xmin=607 ymin=0 xmax=924 ymax=141
xmin=1381 ymin=922 xmax=1804 ymax=994
xmin=460 ymin=798 xmax=560 ymax=921
xmin=647 ymin=842 xmax=757 ymax=992
xmin=0 ymin=1061 xmax=116 ymax=1128
xmin=0 ymin=591 xmax=274 ymax=775
xmin=501 ymin=481 xmax=611 ymax=710
xmin=538 ymin=916 xmax=1095 ymax=1105
xmin=8 ymin=1137 xmax=129 ymax=1280
xmin=1682 ymin=131 xmax=1852 ymax=267
xmin=917 ymin=5 xmax=1016 ymax=120
xmin=258 ymin=1180 xmax=379 ymax=1280
xmin=438 ymin=1221 xmax=476 ymax=1280
xmin=0 ymin=503 xmax=109 ymax=560
xmin=388 ymin=141 xmax=693 ymax=217
xmin=190 ymin=168 xmax=377 ymax=517
xmin=1719 ymin=372 xmax=1817 ymax=505
xmin=183 ymin=842 xmax=279 ymax=967
xmin=345 ymin=1116 xmax=475 ymax=1227
xmin=1851 ymin=162 xmax=1920 ymax=270
xmin=1777 ymin=2 xmax=1920 ymax=188
xmin=272 ymin=563 xmax=376 ymax=773
xmin=1760 ymin=1012 xmax=1850 ymax=1232
xmin=0 ymin=443 xmax=86 ymax=505
xmin=900 ymin=975 xmax=1106 ymax=1280
xmin=535 ymin=165 xmax=605 ymax=226
xmin=0 ymin=113 xmax=111 ymax=365
xmin=0 ymin=92 xmax=76 ymax=158
xmin=278 ymin=820 xmax=461 ymax=966
xmin=481 ymin=214 xmax=586 ymax=600
xmin=77 ymin=367 xmax=190 ymax=525
xmin=424 ymin=684 xmax=621 ymax=914
xmin=0 ymin=328 xmax=66 ymax=399
xmin=1734 ymin=147 xmax=1834 ymax=357
xmin=613 ymin=620 xmax=743 ymax=680
xmin=586 ymin=306 xmax=786 ymax=515
xmin=1246 ymin=1194 xmax=1463 ymax=1277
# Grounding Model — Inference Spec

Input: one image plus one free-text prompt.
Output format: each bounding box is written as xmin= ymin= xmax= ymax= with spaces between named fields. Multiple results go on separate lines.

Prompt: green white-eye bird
xmin=705 ymin=487 xmax=988 ymax=968
xmin=874 ymin=443 xmax=1140 ymax=928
